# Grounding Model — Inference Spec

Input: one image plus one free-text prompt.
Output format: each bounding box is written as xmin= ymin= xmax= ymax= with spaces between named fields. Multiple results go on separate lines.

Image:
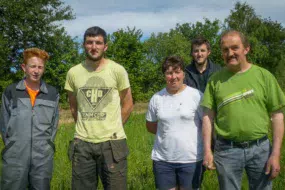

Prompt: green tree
xmin=224 ymin=2 xmax=285 ymax=89
xmin=224 ymin=2 xmax=268 ymax=68
xmin=0 ymin=34 xmax=12 ymax=95
xmin=175 ymin=18 xmax=223 ymax=65
xmin=143 ymin=30 xmax=192 ymax=96
xmin=42 ymin=29 xmax=84 ymax=103
xmin=144 ymin=30 xmax=191 ymax=65
xmin=0 ymin=0 xmax=81 ymax=102
xmin=106 ymin=27 xmax=147 ymax=101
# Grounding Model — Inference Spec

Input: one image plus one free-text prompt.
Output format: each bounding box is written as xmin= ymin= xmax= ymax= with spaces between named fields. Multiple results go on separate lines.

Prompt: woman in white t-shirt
xmin=146 ymin=56 xmax=204 ymax=190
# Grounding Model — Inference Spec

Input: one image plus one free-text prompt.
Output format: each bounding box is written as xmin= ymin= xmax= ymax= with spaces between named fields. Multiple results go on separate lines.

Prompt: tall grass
xmin=0 ymin=113 xmax=285 ymax=189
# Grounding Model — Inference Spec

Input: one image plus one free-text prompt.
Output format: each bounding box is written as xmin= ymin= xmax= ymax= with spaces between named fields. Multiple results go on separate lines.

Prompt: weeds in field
xmin=0 ymin=113 xmax=284 ymax=189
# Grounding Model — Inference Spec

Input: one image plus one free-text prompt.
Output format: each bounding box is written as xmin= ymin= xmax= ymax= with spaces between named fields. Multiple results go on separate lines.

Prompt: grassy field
xmin=0 ymin=112 xmax=285 ymax=189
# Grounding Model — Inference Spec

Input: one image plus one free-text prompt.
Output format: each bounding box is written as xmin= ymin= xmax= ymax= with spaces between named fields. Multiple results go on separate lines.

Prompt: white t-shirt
xmin=146 ymin=86 xmax=203 ymax=163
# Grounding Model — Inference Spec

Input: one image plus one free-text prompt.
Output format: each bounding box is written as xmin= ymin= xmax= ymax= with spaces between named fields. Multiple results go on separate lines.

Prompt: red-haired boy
xmin=0 ymin=48 xmax=59 ymax=190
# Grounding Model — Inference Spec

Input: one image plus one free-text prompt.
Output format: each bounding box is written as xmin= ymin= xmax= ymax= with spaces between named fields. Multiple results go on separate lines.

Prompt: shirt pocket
xmin=36 ymin=101 xmax=56 ymax=124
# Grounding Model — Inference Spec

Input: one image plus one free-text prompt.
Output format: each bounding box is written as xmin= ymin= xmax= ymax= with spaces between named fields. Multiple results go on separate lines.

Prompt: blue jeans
xmin=214 ymin=138 xmax=272 ymax=190
xmin=153 ymin=160 xmax=204 ymax=190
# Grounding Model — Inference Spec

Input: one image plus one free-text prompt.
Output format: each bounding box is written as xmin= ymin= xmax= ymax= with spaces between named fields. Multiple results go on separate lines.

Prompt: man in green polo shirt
xmin=201 ymin=30 xmax=285 ymax=190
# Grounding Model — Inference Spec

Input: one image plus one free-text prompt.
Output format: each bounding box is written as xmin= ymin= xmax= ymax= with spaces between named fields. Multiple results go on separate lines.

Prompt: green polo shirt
xmin=201 ymin=64 xmax=285 ymax=142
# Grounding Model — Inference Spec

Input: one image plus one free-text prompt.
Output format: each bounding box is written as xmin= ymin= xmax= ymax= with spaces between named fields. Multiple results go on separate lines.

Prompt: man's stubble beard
xmin=86 ymin=51 xmax=104 ymax=62
xmin=195 ymin=59 xmax=208 ymax=66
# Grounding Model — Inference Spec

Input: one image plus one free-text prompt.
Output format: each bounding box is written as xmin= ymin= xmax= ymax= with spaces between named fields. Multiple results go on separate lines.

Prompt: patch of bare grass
xmin=133 ymin=102 xmax=148 ymax=114
xmin=59 ymin=109 xmax=74 ymax=125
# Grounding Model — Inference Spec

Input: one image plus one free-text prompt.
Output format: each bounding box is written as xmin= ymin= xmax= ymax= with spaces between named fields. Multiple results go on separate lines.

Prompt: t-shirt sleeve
xmin=116 ymin=66 xmax=130 ymax=91
xmin=265 ymin=72 xmax=285 ymax=113
xmin=65 ymin=69 xmax=75 ymax=93
xmin=146 ymin=95 xmax=158 ymax=122
xmin=200 ymin=79 xmax=216 ymax=111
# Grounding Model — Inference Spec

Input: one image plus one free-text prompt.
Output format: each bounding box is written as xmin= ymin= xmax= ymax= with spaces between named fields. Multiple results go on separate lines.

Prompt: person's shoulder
xmin=45 ymin=83 xmax=58 ymax=94
xmin=107 ymin=59 xmax=126 ymax=71
xmin=41 ymin=81 xmax=59 ymax=96
xmin=154 ymin=88 xmax=167 ymax=96
xmin=5 ymin=82 xmax=18 ymax=91
xmin=251 ymin=64 xmax=273 ymax=75
xmin=185 ymin=85 xmax=200 ymax=92
xmin=149 ymin=88 xmax=166 ymax=105
xmin=2 ymin=81 xmax=21 ymax=100
xmin=209 ymin=67 xmax=228 ymax=80
xmin=209 ymin=60 xmax=223 ymax=71
xmin=185 ymin=61 xmax=195 ymax=73
xmin=184 ymin=86 xmax=203 ymax=98
xmin=68 ymin=62 xmax=85 ymax=73
xmin=150 ymin=88 xmax=167 ymax=99
xmin=66 ymin=62 xmax=86 ymax=80
xmin=3 ymin=82 xmax=18 ymax=95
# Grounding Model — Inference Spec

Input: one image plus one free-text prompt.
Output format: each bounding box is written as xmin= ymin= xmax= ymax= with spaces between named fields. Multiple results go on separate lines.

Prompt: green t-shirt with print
xmin=201 ymin=64 xmax=285 ymax=142
xmin=65 ymin=59 xmax=130 ymax=143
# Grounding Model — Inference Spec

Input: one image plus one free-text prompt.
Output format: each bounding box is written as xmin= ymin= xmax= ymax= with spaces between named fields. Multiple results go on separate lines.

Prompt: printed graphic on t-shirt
xmin=80 ymin=87 xmax=111 ymax=109
xmin=217 ymin=89 xmax=254 ymax=110
xmin=78 ymin=76 xmax=113 ymax=121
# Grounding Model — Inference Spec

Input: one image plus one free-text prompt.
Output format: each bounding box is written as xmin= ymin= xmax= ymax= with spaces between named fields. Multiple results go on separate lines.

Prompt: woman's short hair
xmin=162 ymin=56 xmax=185 ymax=74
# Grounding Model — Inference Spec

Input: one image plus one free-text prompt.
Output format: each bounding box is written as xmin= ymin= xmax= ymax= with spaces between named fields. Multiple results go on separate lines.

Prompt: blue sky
xmin=61 ymin=0 xmax=285 ymax=39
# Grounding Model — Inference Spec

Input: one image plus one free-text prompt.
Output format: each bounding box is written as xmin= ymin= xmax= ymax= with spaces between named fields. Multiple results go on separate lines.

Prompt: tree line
xmin=1 ymin=1 xmax=285 ymax=104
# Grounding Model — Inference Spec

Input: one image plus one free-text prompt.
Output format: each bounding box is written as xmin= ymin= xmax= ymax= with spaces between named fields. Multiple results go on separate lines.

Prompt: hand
xmin=203 ymin=151 xmax=216 ymax=170
xmin=265 ymin=155 xmax=280 ymax=180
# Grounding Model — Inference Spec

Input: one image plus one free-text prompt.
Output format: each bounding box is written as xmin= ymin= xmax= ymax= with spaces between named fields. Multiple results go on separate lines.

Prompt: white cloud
xmin=61 ymin=0 xmax=285 ymax=38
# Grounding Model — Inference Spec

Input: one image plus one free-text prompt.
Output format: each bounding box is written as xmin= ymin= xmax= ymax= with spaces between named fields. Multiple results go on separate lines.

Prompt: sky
xmin=61 ymin=0 xmax=285 ymax=39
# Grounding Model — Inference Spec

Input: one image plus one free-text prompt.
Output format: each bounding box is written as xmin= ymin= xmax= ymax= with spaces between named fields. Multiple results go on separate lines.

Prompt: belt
xmin=217 ymin=135 xmax=268 ymax=148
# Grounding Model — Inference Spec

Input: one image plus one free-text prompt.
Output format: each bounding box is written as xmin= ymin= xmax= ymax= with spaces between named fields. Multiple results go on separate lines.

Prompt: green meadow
xmin=0 ymin=113 xmax=285 ymax=189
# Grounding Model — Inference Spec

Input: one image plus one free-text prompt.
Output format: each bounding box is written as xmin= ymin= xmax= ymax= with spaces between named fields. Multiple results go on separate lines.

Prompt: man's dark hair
xmin=162 ymin=56 xmax=185 ymax=74
xmin=191 ymin=37 xmax=211 ymax=53
xmin=220 ymin=30 xmax=250 ymax=48
xmin=83 ymin=26 xmax=107 ymax=44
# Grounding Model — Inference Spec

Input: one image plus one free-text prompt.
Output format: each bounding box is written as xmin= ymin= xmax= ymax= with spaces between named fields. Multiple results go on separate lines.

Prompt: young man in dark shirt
xmin=184 ymin=37 xmax=221 ymax=189
xmin=184 ymin=37 xmax=221 ymax=92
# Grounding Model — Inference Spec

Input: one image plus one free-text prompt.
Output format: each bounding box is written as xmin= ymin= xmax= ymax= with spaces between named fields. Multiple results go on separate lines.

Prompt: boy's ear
xmin=21 ymin=63 xmax=26 ymax=72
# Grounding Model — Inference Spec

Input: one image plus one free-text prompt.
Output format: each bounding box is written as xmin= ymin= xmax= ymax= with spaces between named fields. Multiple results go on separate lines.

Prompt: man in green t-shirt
xmin=65 ymin=26 xmax=133 ymax=190
xmin=201 ymin=30 xmax=285 ymax=190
